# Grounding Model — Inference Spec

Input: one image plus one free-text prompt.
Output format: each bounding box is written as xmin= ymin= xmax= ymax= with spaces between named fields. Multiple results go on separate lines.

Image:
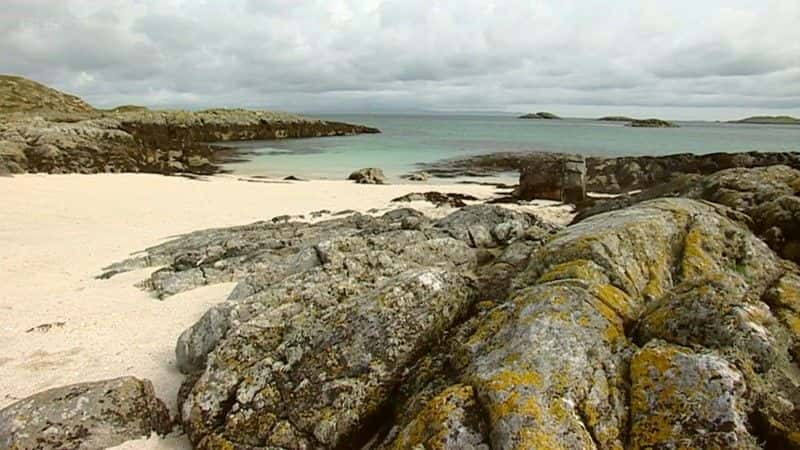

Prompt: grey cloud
xmin=0 ymin=0 xmax=798 ymax=118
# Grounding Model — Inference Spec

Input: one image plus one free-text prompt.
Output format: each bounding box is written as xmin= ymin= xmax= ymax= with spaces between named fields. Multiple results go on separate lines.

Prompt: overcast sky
xmin=2 ymin=0 xmax=799 ymax=119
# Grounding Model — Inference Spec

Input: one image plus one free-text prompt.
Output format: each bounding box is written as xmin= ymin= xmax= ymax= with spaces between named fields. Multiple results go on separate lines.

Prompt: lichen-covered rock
xmin=104 ymin=196 xmax=800 ymax=448
xmin=629 ymin=341 xmax=756 ymax=449
xmin=183 ymin=267 xmax=473 ymax=448
xmin=383 ymin=384 xmax=489 ymax=450
xmin=0 ymin=377 xmax=171 ymax=450
xmin=575 ymin=165 xmax=800 ymax=264
xmin=452 ymin=198 xmax=800 ymax=449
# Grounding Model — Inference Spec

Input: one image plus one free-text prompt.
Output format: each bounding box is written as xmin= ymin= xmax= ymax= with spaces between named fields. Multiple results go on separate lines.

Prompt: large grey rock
xmin=385 ymin=197 xmax=800 ymax=449
xmin=102 ymin=194 xmax=800 ymax=449
xmin=0 ymin=377 xmax=172 ymax=450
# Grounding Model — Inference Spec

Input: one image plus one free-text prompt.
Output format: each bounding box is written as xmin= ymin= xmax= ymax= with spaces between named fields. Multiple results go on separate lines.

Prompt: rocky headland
xmin=4 ymin=164 xmax=800 ymax=448
xmin=0 ymin=75 xmax=379 ymax=175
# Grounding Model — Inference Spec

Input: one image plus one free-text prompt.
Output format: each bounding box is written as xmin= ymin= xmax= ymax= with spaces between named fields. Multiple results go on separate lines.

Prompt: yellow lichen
xmin=517 ymin=428 xmax=568 ymax=450
xmin=629 ymin=345 xmax=686 ymax=449
xmin=466 ymin=307 xmax=510 ymax=347
xmin=485 ymin=369 xmax=543 ymax=391
xmin=537 ymin=259 xmax=608 ymax=285
xmin=592 ymin=283 xmax=635 ymax=322
xmin=681 ymin=227 xmax=716 ymax=280
xmin=389 ymin=384 xmax=475 ymax=450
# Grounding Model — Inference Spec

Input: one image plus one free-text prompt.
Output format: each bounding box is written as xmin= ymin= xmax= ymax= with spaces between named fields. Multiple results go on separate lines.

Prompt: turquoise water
xmin=223 ymin=114 xmax=800 ymax=180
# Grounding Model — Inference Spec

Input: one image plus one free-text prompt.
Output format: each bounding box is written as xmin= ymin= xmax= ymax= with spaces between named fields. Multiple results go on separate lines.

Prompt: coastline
xmin=0 ymin=173 xmax=572 ymax=449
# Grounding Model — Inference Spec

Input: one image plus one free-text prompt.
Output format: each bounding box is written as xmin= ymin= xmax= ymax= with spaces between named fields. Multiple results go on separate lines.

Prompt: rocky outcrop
xmin=575 ymin=165 xmax=800 ymax=265
xmin=628 ymin=118 xmax=678 ymax=128
xmin=585 ymin=151 xmax=800 ymax=193
xmin=102 ymin=205 xmax=553 ymax=448
xmin=391 ymin=191 xmax=479 ymax=207
xmin=348 ymin=167 xmax=387 ymax=184
xmin=423 ymin=150 xmax=800 ymax=196
xmin=0 ymin=377 xmax=172 ymax=449
xmin=0 ymin=111 xmax=379 ymax=175
xmin=0 ymin=76 xmax=380 ymax=175
xmin=99 ymin=189 xmax=800 ymax=448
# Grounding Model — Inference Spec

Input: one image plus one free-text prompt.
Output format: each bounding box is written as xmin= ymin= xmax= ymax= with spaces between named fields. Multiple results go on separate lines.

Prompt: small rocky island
xmin=594 ymin=116 xmax=678 ymax=127
xmin=518 ymin=111 xmax=561 ymax=119
xmin=0 ymin=75 xmax=379 ymax=175
xmin=628 ymin=118 xmax=678 ymax=128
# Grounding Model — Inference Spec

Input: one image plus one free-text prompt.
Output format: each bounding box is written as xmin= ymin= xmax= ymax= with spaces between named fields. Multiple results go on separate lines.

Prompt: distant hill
xmin=0 ymin=75 xmax=94 ymax=114
xmin=519 ymin=112 xmax=561 ymax=120
xmin=730 ymin=116 xmax=800 ymax=125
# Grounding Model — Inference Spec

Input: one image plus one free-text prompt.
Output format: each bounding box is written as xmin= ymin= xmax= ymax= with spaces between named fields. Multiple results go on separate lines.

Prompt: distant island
xmin=628 ymin=118 xmax=678 ymax=128
xmin=597 ymin=116 xmax=678 ymax=128
xmin=730 ymin=115 xmax=800 ymax=125
xmin=518 ymin=112 xmax=561 ymax=120
xmin=597 ymin=116 xmax=636 ymax=122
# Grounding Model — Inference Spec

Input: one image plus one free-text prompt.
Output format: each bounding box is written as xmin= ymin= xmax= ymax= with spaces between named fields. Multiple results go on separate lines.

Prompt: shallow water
xmin=222 ymin=114 xmax=800 ymax=180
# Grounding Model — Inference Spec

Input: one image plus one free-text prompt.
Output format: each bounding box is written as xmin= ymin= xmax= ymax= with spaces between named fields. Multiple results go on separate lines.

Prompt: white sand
xmin=0 ymin=173 xmax=572 ymax=449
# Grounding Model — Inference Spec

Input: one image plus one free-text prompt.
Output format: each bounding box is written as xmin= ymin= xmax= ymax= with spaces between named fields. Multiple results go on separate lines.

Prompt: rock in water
xmin=348 ymin=167 xmax=386 ymax=184
xmin=0 ymin=377 xmax=172 ymax=450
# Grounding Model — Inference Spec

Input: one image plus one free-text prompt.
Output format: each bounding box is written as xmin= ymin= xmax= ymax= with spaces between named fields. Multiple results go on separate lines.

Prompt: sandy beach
xmin=0 ymin=173 xmax=572 ymax=449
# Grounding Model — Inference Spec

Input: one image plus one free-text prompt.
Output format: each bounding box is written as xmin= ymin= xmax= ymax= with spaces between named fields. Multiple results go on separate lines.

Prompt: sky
xmin=1 ymin=0 xmax=799 ymax=120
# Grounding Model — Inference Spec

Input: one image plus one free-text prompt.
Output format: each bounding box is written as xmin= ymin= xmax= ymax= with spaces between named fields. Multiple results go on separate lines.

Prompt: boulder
xmin=348 ymin=167 xmax=386 ymax=184
xmin=515 ymin=154 xmax=586 ymax=202
xmin=0 ymin=377 xmax=172 ymax=450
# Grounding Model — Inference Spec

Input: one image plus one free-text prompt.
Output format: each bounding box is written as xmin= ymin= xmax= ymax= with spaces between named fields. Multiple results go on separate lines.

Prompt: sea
xmin=221 ymin=114 xmax=800 ymax=181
